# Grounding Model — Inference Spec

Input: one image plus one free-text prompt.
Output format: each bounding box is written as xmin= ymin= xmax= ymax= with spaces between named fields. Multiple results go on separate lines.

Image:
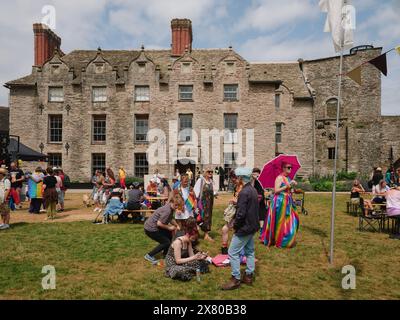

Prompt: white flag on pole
xmin=320 ymin=0 xmax=355 ymax=52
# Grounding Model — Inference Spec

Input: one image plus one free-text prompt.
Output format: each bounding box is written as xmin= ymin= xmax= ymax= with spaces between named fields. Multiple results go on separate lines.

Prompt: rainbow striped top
xmin=27 ymin=172 xmax=44 ymax=199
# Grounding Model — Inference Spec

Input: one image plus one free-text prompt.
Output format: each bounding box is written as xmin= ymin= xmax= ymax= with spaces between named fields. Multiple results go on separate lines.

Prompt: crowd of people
xmin=350 ymin=166 xmax=400 ymax=216
xmin=140 ymin=163 xmax=300 ymax=290
xmin=0 ymin=162 xmax=68 ymax=229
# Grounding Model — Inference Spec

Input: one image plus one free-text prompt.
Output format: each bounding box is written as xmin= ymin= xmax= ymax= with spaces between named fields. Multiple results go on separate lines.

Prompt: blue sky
xmin=0 ymin=0 xmax=398 ymax=114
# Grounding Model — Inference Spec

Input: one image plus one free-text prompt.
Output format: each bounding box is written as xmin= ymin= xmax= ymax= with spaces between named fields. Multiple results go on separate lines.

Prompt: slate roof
xmin=248 ymin=62 xmax=311 ymax=99
xmin=4 ymin=48 xmax=311 ymax=98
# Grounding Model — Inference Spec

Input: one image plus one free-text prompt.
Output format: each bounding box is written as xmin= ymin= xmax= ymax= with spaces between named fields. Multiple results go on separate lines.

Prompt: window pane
xmin=49 ymin=115 xmax=63 ymax=142
xmin=275 ymin=94 xmax=280 ymax=108
xmin=275 ymin=123 xmax=282 ymax=143
xmin=135 ymin=115 xmax=149 ymax=142
xmin=48 ymin=153 xmax=62 ymax=167
xmin=179 ymin=85 xmax=193 ymax=100
xmin=224 ymin=84 xmax=238 ymax=100
xmin=135 ymin=86 xmax=150 ymax=101
xmin=179 ymin=114 xmax=193 ymax=142
xmin=134 ymin=153 xmax=148 ymax=178
xmin=92 ymin=115 xmax=106 ymax=143
xmin=92 ymin=153 xmax=106 ymax=176
xmin=48 ymin=87 xmax=64 ymax=102
xmin=224 ymin=114 xmax=238 ymax=143
xmin=92 ymin=87 xmax=107 ymax=102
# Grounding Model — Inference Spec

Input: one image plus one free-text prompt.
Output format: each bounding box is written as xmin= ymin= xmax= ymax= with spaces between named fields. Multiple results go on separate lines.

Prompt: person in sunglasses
xmin=260 ymin=162 xmax=299 ymax=248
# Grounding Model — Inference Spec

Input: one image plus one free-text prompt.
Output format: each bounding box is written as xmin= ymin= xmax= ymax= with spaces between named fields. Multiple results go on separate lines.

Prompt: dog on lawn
xmin=82 ymin=194 xmax=92 ymax=207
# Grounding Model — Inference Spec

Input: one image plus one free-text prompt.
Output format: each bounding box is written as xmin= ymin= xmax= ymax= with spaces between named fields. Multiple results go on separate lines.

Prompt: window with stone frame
xmin=92 ymin=153 xmax=106 ymax=176
xmin=275 ymin=93 xmax=281 ymax=108
xmin=135 ymin=86 xmax=150 ymax=102
xmin=135 ymin=114 xmax=149 ymax=142
xmin=224 ymin=113 xmax=238 ymax=144
xmin=223 ymin=84 xmax=238 ymax=101
xmin=275 ymin=123 xmax=282 ymax=144
xmin=326 ymin=97 xmax=343 ymax=118
xmin=92 ymin=115 xmax=106 ymax=144
xmin=328 ymin=147 xmax=336 ymax=160
xmin=48 ymin=87 xmax=64 ymax=102
xmin=48 ymin=115 xmax=63 ymax=143
xmin=48 ymin=153 xmax=62 ymax=168
xmin=92 ymin=86 xmax=107 ymax=102
xmin=134 ymin=153 xmax=148 ymax=178
xmin=179 ymin=85 xmax=193 ymax=101
xmin=178 ymin=114 xmax=193 ymax=142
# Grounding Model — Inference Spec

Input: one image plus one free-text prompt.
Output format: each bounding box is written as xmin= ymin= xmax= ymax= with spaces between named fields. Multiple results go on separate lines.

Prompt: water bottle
xmin=196 ymin=268 xmax=201 ymax=282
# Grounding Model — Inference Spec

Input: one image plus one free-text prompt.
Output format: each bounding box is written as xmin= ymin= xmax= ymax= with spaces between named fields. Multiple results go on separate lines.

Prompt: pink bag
xmin=211 ymin=254 xmax=230 ymax=267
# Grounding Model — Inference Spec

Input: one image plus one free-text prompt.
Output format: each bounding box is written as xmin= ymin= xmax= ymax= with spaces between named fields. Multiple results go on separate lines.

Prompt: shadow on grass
xmin=7 ymin=222 xmax=29 ymax=229
xmin=302 ymin=225 xmax=330 ymax=262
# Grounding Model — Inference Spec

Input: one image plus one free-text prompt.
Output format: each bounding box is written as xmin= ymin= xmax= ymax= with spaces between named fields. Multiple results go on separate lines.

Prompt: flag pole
xmin=329 ymin=44 xmax=344 ymax=265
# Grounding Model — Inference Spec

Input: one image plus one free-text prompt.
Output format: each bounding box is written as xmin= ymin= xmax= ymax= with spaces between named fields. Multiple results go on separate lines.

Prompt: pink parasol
xmin=258 ymin=154 xmax=301 ymax=189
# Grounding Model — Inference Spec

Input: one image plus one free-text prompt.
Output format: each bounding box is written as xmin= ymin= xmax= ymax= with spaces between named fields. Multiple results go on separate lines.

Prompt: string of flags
xmin=346 ymin=45 xmax=400 ymax=85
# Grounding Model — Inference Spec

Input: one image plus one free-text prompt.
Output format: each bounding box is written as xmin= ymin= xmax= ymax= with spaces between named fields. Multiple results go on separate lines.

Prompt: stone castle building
xmin=4 ymin=19 xmax=400 ymax=182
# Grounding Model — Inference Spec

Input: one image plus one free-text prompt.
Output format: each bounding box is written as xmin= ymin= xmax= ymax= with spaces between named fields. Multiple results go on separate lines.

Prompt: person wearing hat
xmin=0 ymin=168 xmax=11 ymax=230
xmin=194 ymin=167 xmax=218 ymax=242
xmin=221 ymin=167 xmax=259 ymax=290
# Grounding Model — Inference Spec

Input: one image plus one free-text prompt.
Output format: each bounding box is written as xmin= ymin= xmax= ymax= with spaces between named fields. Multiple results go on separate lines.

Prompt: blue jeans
xmin=228 ymin=233 xmax=255 ymax=280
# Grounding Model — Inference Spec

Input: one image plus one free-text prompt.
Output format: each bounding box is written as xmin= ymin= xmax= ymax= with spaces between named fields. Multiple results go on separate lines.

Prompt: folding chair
xmin=358 ymin=200 xmax=383 ymax=232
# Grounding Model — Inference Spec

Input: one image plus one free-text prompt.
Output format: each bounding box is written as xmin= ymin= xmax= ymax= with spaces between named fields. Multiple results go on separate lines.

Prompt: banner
xmin=347 ymin=66 xmax=361 ymax=85
xmin=368 ymin=53 xmax=387 ymax=76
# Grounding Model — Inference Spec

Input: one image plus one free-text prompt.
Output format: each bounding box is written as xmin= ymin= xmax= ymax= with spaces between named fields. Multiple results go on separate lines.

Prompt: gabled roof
xmin=249 ymin=62 xmax=311 ymax=98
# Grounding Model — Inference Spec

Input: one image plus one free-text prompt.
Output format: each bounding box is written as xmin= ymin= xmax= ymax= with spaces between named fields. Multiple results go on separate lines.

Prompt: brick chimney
xmin=171 ymin=18 xmax=192 ymax=56
xmin=33 ymin=23 xmax=62 ymax=66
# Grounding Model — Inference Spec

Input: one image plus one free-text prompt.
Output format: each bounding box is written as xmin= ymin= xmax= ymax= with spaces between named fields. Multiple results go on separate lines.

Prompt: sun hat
xmin=234 ymin=167 xmax=253 ymax=184
xmin=0 ymin=168 xmax=8 ymax=175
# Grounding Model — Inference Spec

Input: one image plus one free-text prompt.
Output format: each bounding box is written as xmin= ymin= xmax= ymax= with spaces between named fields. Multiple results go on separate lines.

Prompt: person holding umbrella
xmin=259 ymin=155 xmax=300 ymax=248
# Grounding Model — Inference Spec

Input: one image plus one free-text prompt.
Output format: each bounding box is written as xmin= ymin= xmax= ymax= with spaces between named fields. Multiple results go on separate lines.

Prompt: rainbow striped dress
xmin=260 ymin=175 xmax=299 ymax=248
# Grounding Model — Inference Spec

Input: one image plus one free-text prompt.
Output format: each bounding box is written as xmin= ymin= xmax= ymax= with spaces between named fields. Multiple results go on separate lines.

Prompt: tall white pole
xmin=329 ymin=46 xmax=344 ymax=265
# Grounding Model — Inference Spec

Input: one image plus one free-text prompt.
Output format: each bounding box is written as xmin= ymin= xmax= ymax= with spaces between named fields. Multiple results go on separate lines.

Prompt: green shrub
xmin=125 ymin=176 xmax=144 ymax=185
xmin=337 ymin=171 xmax=357 ymax=181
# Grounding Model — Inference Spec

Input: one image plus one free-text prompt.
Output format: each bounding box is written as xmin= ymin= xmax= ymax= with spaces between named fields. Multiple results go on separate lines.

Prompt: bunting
xmin=347 ymin=66 xmax=361 ymax=85
xmin=368 ymin=53 xmax=387 ymax=76
xmin=345 ymin=45 xmax=399 ymax=85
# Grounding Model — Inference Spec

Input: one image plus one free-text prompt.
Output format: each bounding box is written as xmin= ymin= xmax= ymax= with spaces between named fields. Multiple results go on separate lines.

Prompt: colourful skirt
xmin=260 ymin=192 xmax=299 ymax=248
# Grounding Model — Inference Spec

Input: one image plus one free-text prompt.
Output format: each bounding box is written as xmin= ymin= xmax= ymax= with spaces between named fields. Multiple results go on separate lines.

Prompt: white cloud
xmin=235 ymin=0 xmax=319 ymax=32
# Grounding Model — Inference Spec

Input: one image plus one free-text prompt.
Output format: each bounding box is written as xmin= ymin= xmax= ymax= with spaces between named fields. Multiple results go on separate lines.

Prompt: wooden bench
xmin=120 ymin=209 xmax=154 ymax=222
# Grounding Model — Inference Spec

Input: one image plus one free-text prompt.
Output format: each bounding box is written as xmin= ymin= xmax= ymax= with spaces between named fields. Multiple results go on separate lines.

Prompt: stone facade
xmin=4 ymin=20 xmax=400 ymax=182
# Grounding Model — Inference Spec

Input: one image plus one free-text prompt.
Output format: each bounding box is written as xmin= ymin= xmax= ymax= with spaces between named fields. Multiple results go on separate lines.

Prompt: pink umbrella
xmin=258 ymin=154 xmax=301 ymax=189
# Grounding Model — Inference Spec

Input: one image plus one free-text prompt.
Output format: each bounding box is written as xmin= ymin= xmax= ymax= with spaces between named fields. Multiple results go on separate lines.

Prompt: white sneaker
xmin=93 ymin=208 xmax=99 ymax=212
xmin=0 ymin=224 xmax=10 ymax=230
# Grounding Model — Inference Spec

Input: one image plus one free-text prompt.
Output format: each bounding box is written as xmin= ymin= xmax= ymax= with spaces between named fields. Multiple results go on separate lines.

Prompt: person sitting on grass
xmin=165 ymin=217 xmax=209 ymax=281
xmin=143 ymin=193 xmax=183 ymax=265
xmin=0 ymin=168 xmax=11 ymax=230
xmin=102 ymin=188 xmax=124 ymax=224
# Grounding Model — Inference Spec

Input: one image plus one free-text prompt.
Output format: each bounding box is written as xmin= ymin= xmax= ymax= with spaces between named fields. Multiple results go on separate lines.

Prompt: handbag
xmin=223 ymin=203 xmax=236 ymax=223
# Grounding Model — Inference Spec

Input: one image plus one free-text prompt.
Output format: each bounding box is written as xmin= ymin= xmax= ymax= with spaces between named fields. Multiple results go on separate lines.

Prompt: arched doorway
xmin=175 ymin=158 xmax=196 ymax=176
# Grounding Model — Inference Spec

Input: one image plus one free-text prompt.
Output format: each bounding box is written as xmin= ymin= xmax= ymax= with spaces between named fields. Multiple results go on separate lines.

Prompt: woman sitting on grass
xmin=143 ymin=193 xmax=183 ymax=265
xmin=165 ymin=217 xmax=209 ymax=281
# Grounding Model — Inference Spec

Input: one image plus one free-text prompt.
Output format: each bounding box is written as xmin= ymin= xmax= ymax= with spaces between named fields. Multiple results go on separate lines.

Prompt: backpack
xmin=63 ymin=174 xmax=71 ymax=188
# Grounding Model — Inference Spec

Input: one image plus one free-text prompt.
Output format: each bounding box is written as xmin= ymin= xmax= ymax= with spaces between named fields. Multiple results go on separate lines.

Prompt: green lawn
xmin=1 ymin=193 xmax=400 ymax=300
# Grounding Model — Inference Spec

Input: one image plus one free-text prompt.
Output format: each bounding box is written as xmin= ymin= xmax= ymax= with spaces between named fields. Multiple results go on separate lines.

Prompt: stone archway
xmin=174 ymin=158 xmax=196 ymax=176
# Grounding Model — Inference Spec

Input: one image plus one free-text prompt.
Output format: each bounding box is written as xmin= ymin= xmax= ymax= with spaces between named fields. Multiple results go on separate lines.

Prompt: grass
xmin=1 ymin=193 xmax=400 ymax=299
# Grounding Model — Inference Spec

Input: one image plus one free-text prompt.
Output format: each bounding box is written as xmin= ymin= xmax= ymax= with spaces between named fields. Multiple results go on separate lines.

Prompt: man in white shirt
xmin=0 ymin=168 xmax=11 ymax=230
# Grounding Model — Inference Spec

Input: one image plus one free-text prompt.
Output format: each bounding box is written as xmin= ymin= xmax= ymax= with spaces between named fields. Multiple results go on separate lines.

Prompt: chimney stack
xmin=171 ymin=18 xmax=192 ymax=56
xmin=33 ymin=23 xmax=62 ymax=66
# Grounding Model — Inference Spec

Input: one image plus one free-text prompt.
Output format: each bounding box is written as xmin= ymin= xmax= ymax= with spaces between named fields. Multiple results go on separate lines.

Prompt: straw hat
xmin=0 ymin=168 xmax=8 ymax=175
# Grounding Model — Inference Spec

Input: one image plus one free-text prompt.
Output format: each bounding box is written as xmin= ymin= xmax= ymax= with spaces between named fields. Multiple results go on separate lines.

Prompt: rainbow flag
xmin=27 ymin=173 xmax=44 ymax=199
xmin=185 ymin=192 xmax=196 ymax=212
